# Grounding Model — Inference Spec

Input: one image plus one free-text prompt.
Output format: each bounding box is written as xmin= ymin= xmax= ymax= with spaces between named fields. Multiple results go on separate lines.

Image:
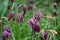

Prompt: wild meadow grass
xmin=0 ymin=0 xmax=60 ymax=40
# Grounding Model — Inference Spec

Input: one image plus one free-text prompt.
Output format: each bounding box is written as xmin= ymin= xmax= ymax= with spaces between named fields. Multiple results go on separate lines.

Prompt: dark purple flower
xmin=8 ymin=12 xmax=14 ymax=21
xmin=8 ymin=5 xmax=11 ymax=10
xmin=29 ymin=0 xmax=34 ymax=4
xmin=11 ymin=0 xmax=15 ymax=3
xmin=29 ymin=18 xmax=40 ymax=33
xmin=52 ymin=11 xmax=58 ymax=16
xmin=22 ymin=5 xmax=27 ymax=16
xmin=53 ymin=3 xmax=57 ymax=9
xmin=16 ymin=13 xmax=23 ymax=23
xmin=44 ymin=32 xmax=48 ymax=40
xmin=28 ymin=4 xmax=33 ymax=10
xmin=2 ymin=31 xmax=11 ymax=40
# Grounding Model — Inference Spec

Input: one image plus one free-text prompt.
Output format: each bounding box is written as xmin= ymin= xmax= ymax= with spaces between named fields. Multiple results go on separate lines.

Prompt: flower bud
xmin=8 ymin=12 xmax=14 ymax=21
xmin=16 ymin=13 xmax=23 ymax=23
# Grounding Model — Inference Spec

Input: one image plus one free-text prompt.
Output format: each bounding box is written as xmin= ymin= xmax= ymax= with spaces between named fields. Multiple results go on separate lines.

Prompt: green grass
xmin=0 ymin=0 xmax=60 ymax=40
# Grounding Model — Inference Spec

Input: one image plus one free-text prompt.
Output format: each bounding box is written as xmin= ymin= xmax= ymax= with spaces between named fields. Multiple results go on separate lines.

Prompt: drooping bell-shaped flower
xmin=8 ymin=12 xmax=14 ymax=21
xmin=29 ymin=18 xmax=40 ymax=33
xmin=53 ymin=3 xmax=57 ymax=9
xmin=34 ymin=10 xmax=42 ymax=21
xmin=44 ymin=32 xmax=48 ymax=40
xmin=8 ymin=5 xmax=11 ymax=10
xmin=16 ymin=13 xmax=23 ymax=23
xmin=10 ymin=0 xmax=15 ymax=3
xmin=22 ymin=5 xmax=27 ymax=17
xmin=28 ymin=4 xmax=33 ymax=10
xmin=29 ymin=0 xmax=34 ymax=4
xmin=52 ymin=10 xmax=58 ymax=16
xmin=2 ymin=31 xmax=11 ymax=40
xmin=4 ymin=25 xmax=11 ymax=33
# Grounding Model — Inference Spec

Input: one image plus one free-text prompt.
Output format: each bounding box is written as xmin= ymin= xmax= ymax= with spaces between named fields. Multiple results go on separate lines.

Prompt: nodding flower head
xmin=29 ymin=18 xmax=40 ymax=33
xmin=28 ymin=4 xmax=33 ymax=10
xmin=11 ymin=0 xmax=15 ymax=3
xmin=16 ymin=13 xmax=24 ymax=23
xmin=8 ymin=12 xmax=14 ymax=21
xmin=53 ymin=3 xmax=57 ymax=9
xmin=34 ymin=10 xmax=42 ymax=21
xmin=52 ymin=10 xmax=58 ymax=16
xmin=2 ymin=31 xmax=11 ymax=40
xmin=29 ymin=0 xmax=34 ymax=4
xmin=44 ymin=32 xmax=48 ymax=40
xmin=8 ymin=5 xmax=11 ymax=10
xmin=22 ymin=5 xmax=27 ymax=16
xmin=4 ymin=25 xmax=11 ymax=33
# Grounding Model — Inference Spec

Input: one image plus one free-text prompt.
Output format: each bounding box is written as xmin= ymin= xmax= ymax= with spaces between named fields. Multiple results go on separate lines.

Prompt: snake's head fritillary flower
xmin=2 ymin=31 xmax=11 ymax=40
xmin=29 ymin=0 xmax=34 ymax=4
xmin=22 ymin=5 xmax=27 ymax=16
xmin=8 ymin=12 xmax=14 ymax=21
xmin=29 ymin=18 xmax=40 ymax=33
xmin=53 ymin=3 xmax=57 ymax=9
xmin=4 ymin=25 xmax=11 ymax=33
xmin=52 ymin=10 xmax=58 ymax=16
xmin=28 ymin=4 xmax=33 ymax=10
xmin=11 ymin=0 xmax=15 ymax=3
xmin=8 ymin=5 xmax=11 ymax=10
xmin=16 ymin=13 xmax=24 ymax=23
xmin=44 ymin=32 xmax=48 ymax=40
xmin=34 ymin=10 xmax=42 ymax=21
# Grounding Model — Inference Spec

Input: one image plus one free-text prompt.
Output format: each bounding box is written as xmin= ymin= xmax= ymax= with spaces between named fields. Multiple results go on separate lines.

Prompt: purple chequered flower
xmin=29 ymin=18 xmax=40 ymax=33
xmin=8 ymin=12 xmax=14 ymax=21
